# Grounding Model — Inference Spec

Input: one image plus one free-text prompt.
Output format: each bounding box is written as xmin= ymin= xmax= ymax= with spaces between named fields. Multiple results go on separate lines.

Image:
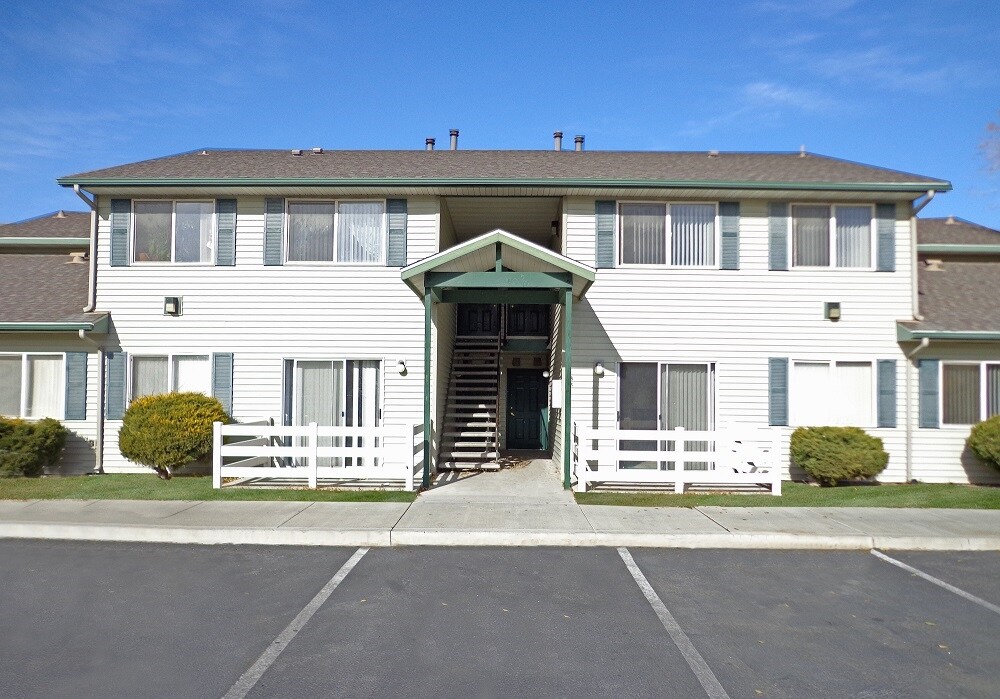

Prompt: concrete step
xmin=438 ymin=460 xmax=501 ymax=471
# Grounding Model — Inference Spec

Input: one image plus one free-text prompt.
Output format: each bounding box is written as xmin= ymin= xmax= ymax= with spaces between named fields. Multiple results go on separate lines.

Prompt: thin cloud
xmin=743 ymin=82 xmax=834 ymax=112
xmin=678 ymin=81 xmax=834 ymax=137
xmin=750 ymin=0 xmax=858 ymax=18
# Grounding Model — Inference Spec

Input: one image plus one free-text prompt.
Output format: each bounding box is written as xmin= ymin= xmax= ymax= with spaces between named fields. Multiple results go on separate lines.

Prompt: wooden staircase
xmin=438 ymin=335 xmax=501 ymax=470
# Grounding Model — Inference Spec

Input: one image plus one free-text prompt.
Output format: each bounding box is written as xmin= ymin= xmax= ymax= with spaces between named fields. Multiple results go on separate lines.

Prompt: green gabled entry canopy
xmin=401 ymin=229 xmax=595 ymax=302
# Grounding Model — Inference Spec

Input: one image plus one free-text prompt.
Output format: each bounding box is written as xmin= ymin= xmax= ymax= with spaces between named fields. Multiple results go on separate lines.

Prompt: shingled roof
xmin=0 ymin=252 xmax=105 ymax=325
xmin=58 ymin=149 xmax=949 ymax=190
xmin=918 ymin=217 xmax=1000 ymax=245
xmin=903 ymin=259 xmax=1000 ymax=334
xmin=0 ymin=211 xmax=90 ymax=237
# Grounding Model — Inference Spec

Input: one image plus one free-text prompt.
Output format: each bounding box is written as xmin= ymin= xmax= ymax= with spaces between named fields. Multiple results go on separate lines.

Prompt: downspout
xmin=73 ymin=185 xmax=98 ymax=313
xmin=910 ymin=190 xmax=936 ymax=321
xmin=904 ymin=337 xmax=930 ymax=483
xmin=78 ymin=329 xmax=105 ymax=474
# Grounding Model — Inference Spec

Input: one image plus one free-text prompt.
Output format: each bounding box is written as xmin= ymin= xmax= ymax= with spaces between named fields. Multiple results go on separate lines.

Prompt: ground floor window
xmin=286 ymin=359 xmax=381 ymax=466
xmin=131 ymin=354 xmax=210 ymax=400
xmin=942 ymin=362 xmax=1000 ymax=426
xmin=790 ymin=360 xmax=874 ymax=427
xmin=617 ymin=362 xmax=715 ymax=469
xmin=0 ymin=353 xmax=63 ymax=419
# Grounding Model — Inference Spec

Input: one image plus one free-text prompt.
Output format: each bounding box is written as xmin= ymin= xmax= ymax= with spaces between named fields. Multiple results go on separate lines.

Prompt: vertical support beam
xmin=562 ymin=289 xmax=573 ymax=489
xmin=423 ymin=292 xmax=432 ymax=489
xmin=212 ymin=421 xmax=223 ymax=489
xmin=495 ymin=241 xmax=502 ymax=272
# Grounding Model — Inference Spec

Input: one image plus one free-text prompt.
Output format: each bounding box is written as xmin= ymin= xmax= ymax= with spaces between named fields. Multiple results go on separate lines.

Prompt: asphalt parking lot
xmin=0 ymin=541 xmax=997 ymax=698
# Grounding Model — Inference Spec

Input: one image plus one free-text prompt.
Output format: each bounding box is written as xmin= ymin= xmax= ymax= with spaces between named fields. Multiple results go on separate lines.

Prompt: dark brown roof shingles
xmin=0 ymin=211 xmax=90 ymax=237
xmin=918 ymin=217 xmax=1000 ymax=245
xmin=0 ymin=253 xmax=99 ymax=323
xmin=912 ymin=260 xmax=1000 ymax=332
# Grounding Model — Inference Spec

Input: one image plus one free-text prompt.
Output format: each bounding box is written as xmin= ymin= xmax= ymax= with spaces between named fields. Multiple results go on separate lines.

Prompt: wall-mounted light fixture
xmin=163 ymin=296 xmax=182 ymax=316
xmin=396 ymin=359 xmax=407 ymax=375
xmin=542 ymin=370 xmax=550 ymax=379
xmin=824 ymin=302 xmax=841 ymax=321
xmin=593 ymin=361 xmax=605 ymax=377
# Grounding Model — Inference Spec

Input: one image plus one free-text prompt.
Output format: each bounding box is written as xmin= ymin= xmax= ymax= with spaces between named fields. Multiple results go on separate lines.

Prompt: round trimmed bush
xmin=967 ymin=415 xmax=1000 ymax=472
xmin=0 ymin=417 xmax=68 ymax=477
xmin=790 ymin=426 xmax=889 ymax=486
xmin=118 ymin=393 xmax=229 ymax=478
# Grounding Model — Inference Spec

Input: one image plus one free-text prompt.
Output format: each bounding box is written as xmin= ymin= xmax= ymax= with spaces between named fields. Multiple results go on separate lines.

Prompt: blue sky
xmin=1 ymin=0 xmax=998 ymax=227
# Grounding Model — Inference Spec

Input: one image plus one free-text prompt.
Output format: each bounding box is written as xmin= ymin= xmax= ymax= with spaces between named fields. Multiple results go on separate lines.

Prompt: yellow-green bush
xmin=0 ymin=417 xmax=68 ymax=477
xmin=790 ymin=426 xmax=889 ymax=486
xmin=967 ymin=415 xmax=1000 ymax=472
xmin=119 ymin=393 xmax=229 ymax=477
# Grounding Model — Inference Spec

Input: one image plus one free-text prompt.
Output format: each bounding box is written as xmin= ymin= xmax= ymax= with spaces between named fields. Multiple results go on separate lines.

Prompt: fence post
xmin=308 ymin=422 xmax=318 ymax=489
xmin=212 ymin=421 xmax=223 ymax=489
xmin=771 ymin=429 xmax=783 ymax=495
xmin=404 ymin=423 xmax=415 ymax=491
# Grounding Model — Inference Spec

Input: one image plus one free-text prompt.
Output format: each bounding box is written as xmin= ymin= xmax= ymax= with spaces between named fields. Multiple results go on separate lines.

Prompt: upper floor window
xmin=131 ymin=354 xmax=210 ymax=400
xmin=792 ymin=205 xmax=873 ymax=269
xmin=0 ymin=353 xmax=63 ymax=419
xmin=133 ymin=201 xmax=214 ymax=263
xmin=287 ymin=200 xmax=385 ymax=263
xmin=620 ymin=203 xmax=717 ymax=266
xmin=942 ymin=362 xmax=1000 ymax=426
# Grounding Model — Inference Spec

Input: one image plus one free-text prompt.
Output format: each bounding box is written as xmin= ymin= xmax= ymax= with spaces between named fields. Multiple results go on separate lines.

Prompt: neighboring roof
xmin=918 ymin=217 xmax=1000 ymax=246
xmin=59 ymin=149 xmax=950 ymax=192
xmin=0 ymin=252 xmax=106 ymax=330
xmin=402 ymin=228 xmax=595 ymax=299
xmin=898 ymin=260 xmax=1000 ymax=339
xmin=0 ymin=211 xmax=90 ymax=238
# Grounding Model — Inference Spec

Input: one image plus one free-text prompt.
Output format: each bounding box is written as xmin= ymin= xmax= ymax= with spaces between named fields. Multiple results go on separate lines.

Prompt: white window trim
xmin=0 ymin=352 xmax=65 ymax=420
xmin=789 ymin=358 xmax=878 ymax=427
xmin=789 ymin=203 xmax=876 ymax=271
xmin=128 ymin=353 xmax=211 ymax=401
xmin=284 ymin=199 xmax=388 ymax=266
xmin=617 ymin=201 xmax=721 ymax=269
xmin=940 ymin=360 xmax=1000 ymax=427
xmin=615 ymin=360 xmax=717 ymax=430
xmin=131 ymin=200 xmax=216 ymax=266
xmin=285 ymin=358 xmax=386 ymax=426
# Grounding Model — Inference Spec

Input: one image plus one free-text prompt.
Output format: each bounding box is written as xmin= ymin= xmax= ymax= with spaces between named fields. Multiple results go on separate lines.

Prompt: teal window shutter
xmin=264 ymin=198 xmax=284 ymax=266
xmin=216 ymin=199 xmax=237 ymax=266
xmin=877 ymin=359 xmax=897 ymax=428
xmin=719 ymin=201 xmax=740 ymax=270
xmin=105 ymin=352 xmax=127 ymax=420
xmin=64 ymin=352 xmax=88 ymax=421
xmin=110 ymin=199 xmax=131 ymax=267
xmin=918 ymin=359 xmax=939 ymax=428
xmin=386 ymin=199 xmax=408 ymax=267
xmin=876 ymin=202 xmax=896 ymax=272
xmin=595 ymin=200 xmax=616 ymax=268
xmin=768 ymin=203 xmax=788 ymax=271
xmin=212 ymin=353 xmax=234 ymax=416
xmin=768 ymin=357 xmax=789 ymax=426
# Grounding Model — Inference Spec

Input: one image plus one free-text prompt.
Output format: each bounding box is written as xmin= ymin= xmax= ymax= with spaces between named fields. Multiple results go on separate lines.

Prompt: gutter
xmin=904 ymin=338 xmax=931 ymax=483
xmin=910 ymin=190 xmax=936 ymax=321
xmin=77 ymin=328 xmax=105 ymax=474
xmin=897 ymin=325 xmax=1000 ymax=342
xmin=73 ymin=185 xmax=98 ymax=312
xmin=917 ymin=244 xmax=1000 ymax=255
xmin=0 ymin=321 xmax=103 ymax=332
xmin=0 ymin=237 xmax=90 ymax=248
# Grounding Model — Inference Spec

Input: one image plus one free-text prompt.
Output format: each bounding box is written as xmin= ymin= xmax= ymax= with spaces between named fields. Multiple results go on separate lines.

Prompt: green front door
xmin=506 ymin=369 xmax=548 ymax=450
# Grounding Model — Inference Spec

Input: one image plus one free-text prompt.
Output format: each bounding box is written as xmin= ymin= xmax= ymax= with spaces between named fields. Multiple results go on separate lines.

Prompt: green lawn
xmin=575 ymin=482 xmax=1000 ymax=509
xmin=0 ymin=474 xmax=417 ymax=503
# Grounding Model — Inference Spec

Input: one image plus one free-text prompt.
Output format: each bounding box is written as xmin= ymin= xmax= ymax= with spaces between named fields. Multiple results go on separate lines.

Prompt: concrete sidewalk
xmin=0 ymin=497 xmax=998 ymax=550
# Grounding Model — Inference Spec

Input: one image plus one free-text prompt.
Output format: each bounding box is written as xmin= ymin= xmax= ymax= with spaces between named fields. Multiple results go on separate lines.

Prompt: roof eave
xmin=897 ymin=323 xmax=1000 ymax=342
xmin=917 ymin=244 xmax=1000 ymax=255
xmin=0 ymin=237 xmax=91 ymax=248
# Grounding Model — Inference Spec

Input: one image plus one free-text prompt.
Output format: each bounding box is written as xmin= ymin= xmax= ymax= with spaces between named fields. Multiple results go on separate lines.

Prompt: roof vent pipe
xmin=450 ymin=129 xmax=459 ymax=150
xmin=425 ymin=138 xmax=435 ymax=151
xmin=554 ymin=131 xmax=563 ymax=151
xmin=574 ymin=135 xmax=584 ymax=151
xmin=55 ymin=210 xmax=66 ymax=218
xmin=946 ymin=215 xmax=956 ymax=224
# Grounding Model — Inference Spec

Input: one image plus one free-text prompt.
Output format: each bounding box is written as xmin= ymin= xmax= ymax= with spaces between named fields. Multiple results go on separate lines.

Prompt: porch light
xmin=397 ymin=359 xmax=407 ymax=375
xmin=163 ymin=296 xmax=181 ymax=316
xmin=593 ymin=361 xmax=604 ymax=377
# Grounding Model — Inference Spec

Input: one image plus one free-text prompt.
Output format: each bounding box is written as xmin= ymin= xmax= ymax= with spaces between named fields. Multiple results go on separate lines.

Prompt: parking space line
xmin=618 ymin=548 xmax=731 ymax=699
xmin=871 ymin=550 xmax=1000 ymax=616
xmin=221 ymin=547 xmax=369 ymax=699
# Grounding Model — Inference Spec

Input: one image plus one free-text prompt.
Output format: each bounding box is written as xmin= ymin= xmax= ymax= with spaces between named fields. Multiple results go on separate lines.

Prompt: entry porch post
xmin=423 ymin=291 xmax=432 ymax=489
xmin=562 ymin=288 xmax=573 ymax=489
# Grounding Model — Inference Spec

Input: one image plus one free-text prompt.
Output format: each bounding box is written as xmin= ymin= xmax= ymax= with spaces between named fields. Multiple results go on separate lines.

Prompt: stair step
xmin=439 ymin=451 xmax=499 ymax=459
xmin=438 ymin=461 xmax=501 ymax=471
xmin=442 ymin=430 xmax=496 ymax=437
xmin=444 ymin=420 xmax=496 ymax=427
xmin=442 ymin=440 xmax=498 ymax=449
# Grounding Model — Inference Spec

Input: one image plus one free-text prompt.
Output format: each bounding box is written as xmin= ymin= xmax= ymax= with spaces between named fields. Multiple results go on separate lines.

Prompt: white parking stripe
xmin=222 ymin=547 xmax=369 ymax=699
xmin=871 ymin=550 xmax=1000 ymax=616
xmin=618 ymin=548 xmax=731 ymax=699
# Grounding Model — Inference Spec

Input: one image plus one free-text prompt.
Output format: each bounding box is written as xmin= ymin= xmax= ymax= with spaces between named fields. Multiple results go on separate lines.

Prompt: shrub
xmin=118 ymin=393 xmax=229 ymax=478
xmin=789 ymin=426 xmax=889 ymax=486
xmin=967 ymin=415 xmax=1000 ymax=472
xmin=0 ymin=417 xmax=69 ymax=477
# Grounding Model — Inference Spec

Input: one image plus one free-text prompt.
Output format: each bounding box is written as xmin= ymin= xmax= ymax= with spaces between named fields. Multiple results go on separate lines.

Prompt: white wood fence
xmin=212 ymin=421 xmax=420 ymax=491
xmin=573 ymin=424 xmax=782 ymax=494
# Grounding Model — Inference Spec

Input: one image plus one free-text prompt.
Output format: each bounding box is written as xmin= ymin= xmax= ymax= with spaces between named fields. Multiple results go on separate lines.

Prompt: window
xmin=791 ymin=204 xmax=873 ymax=268
xmin=133 ymin=201 xmax=214 ymax=263
xmin=620 ymin=203 xmax=717 ymax=266
xmin=618 ymin=362 xmax=715 ymax=469
xmin=790 ymin=360 xmax=874 ymax=426
xmin=287 ymin=359 xmax=381 ymax=466
xmin=286 ymin=200 xmax=385 ymax=263
xmin=131 ymin=355 xmax=210 ymax=400
xmin=942 ymin=362 xmax=1000 ymax=426
xmin=0 ymin=354 xmax=64 ymax=419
